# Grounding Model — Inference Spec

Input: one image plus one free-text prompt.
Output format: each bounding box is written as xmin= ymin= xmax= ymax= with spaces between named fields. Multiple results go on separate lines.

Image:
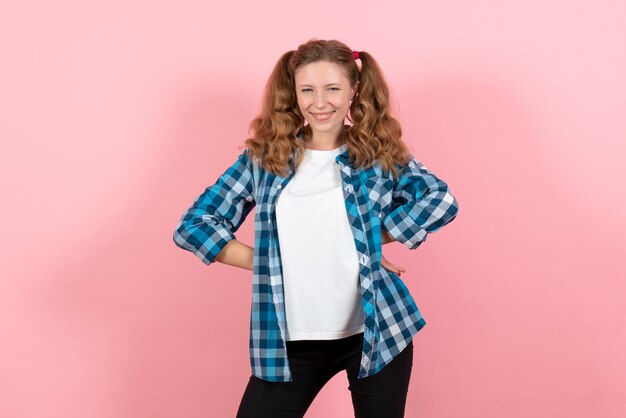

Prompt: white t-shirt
xmin=276 ymin=143 xmax=365 ymax=341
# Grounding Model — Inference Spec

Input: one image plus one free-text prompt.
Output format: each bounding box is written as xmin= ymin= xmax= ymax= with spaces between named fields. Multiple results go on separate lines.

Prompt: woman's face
xmin=294 ymin=60 xmax=356 ymax=140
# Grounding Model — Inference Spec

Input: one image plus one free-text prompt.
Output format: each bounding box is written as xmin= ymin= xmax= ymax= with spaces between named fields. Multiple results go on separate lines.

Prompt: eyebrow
xmin=297 ymin=83 xmax=341 ymax=87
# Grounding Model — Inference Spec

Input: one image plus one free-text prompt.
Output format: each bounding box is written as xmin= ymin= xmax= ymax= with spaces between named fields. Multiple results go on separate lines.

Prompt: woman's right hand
xmin=381 ymin=254 xmax=406 ymax=276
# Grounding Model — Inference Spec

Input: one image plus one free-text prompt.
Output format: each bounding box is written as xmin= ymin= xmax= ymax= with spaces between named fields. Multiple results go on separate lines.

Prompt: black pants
xmin=236 ymin=332 xmax=414 ymax=418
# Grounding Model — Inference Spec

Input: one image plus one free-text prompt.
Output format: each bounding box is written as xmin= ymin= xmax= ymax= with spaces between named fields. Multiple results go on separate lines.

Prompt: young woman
xmin=173 ymin=39 xmax=459 ymax=418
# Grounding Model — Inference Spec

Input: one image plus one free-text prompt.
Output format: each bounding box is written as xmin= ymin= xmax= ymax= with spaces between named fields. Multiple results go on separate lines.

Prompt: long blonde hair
xmin=243 ymin=39 xmax=412 ymax=179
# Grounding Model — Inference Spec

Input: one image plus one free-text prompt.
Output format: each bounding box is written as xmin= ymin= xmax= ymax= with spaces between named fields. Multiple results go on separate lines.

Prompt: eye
xmin=329 ymin=87 xmax=340 ymax=91
xmin=301 ymin=88 xmax=312 ymax=92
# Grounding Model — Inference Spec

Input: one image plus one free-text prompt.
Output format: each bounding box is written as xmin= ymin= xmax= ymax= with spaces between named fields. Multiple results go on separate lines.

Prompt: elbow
xmin=443 ymin=190 xmax=459 ymax=225
xmin=172 ymin=220 xmax=188 ymax=250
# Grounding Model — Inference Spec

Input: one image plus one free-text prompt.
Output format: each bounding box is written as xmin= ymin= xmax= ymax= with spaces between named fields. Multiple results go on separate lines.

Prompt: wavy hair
xmin=243 ymin=38 xmax=413 ymax=179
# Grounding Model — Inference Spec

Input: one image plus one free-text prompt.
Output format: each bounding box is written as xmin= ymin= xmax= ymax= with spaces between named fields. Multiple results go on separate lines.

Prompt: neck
xmin=305 ymin=125 xmax=347 ymax=150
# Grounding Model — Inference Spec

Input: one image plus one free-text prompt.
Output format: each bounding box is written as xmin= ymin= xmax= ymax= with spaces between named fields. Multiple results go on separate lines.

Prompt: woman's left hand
xmin=381 ymin=254 xmax=406 ymax=276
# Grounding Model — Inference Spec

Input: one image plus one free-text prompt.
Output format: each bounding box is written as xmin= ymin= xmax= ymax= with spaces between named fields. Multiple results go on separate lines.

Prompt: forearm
xmin=215 ymin=239 xmax=254 ymax=271
xmin=382 ymin=227 xmax=395 ymax=245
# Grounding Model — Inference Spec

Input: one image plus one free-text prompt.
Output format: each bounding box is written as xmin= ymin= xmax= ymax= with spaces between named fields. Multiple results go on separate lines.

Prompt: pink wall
xmin=1 ymin=1 xmax=624 ymax=417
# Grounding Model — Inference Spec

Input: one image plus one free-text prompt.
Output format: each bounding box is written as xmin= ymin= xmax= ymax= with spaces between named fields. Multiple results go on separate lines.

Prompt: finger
xmin=392 ymin=264 xmax=405 ymax=272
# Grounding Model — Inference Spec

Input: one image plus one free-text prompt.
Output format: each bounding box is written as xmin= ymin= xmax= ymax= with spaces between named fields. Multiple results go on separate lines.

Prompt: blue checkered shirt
xmin=173 ymin=142 xmax=459 ymax=382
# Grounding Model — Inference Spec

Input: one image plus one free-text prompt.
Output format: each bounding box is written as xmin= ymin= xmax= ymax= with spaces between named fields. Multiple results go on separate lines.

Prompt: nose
xmin=314 ymin=90 xmax=328 ymax=108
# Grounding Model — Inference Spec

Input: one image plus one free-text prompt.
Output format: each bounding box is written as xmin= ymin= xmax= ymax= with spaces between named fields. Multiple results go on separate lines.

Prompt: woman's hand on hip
xmin=381 ymin=254 xmax=406 ymax=276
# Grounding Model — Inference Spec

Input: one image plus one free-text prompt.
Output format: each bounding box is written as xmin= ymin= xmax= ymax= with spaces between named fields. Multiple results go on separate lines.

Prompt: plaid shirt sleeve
xmin=173 ymin=149 xmax=256 ymax=265
xmin=382 ymin=156 xmax=459 ymax=250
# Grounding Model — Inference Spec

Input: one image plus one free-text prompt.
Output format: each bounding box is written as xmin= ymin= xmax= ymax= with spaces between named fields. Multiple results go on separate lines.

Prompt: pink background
xmin=1 ymin=1 xmax=625 ymax=417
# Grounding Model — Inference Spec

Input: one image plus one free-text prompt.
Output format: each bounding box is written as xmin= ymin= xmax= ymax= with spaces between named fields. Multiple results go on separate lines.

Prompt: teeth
xmin=313 ymin=112 xmax=333 ymax=120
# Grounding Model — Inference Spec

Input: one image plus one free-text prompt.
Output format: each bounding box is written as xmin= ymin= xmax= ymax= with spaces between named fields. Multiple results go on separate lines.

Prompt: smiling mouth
xmin=311 ymin=111 xmax=335 ymax=121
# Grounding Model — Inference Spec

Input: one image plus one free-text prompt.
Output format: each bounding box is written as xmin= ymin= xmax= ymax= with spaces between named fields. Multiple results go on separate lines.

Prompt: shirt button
xmin=277 ymin=184 xmax=282 ymax=189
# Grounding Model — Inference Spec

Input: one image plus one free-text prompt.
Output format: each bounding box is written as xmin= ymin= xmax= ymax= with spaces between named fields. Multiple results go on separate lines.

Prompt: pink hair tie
xmin=353 ymin=50 xmax=359 ymax=60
